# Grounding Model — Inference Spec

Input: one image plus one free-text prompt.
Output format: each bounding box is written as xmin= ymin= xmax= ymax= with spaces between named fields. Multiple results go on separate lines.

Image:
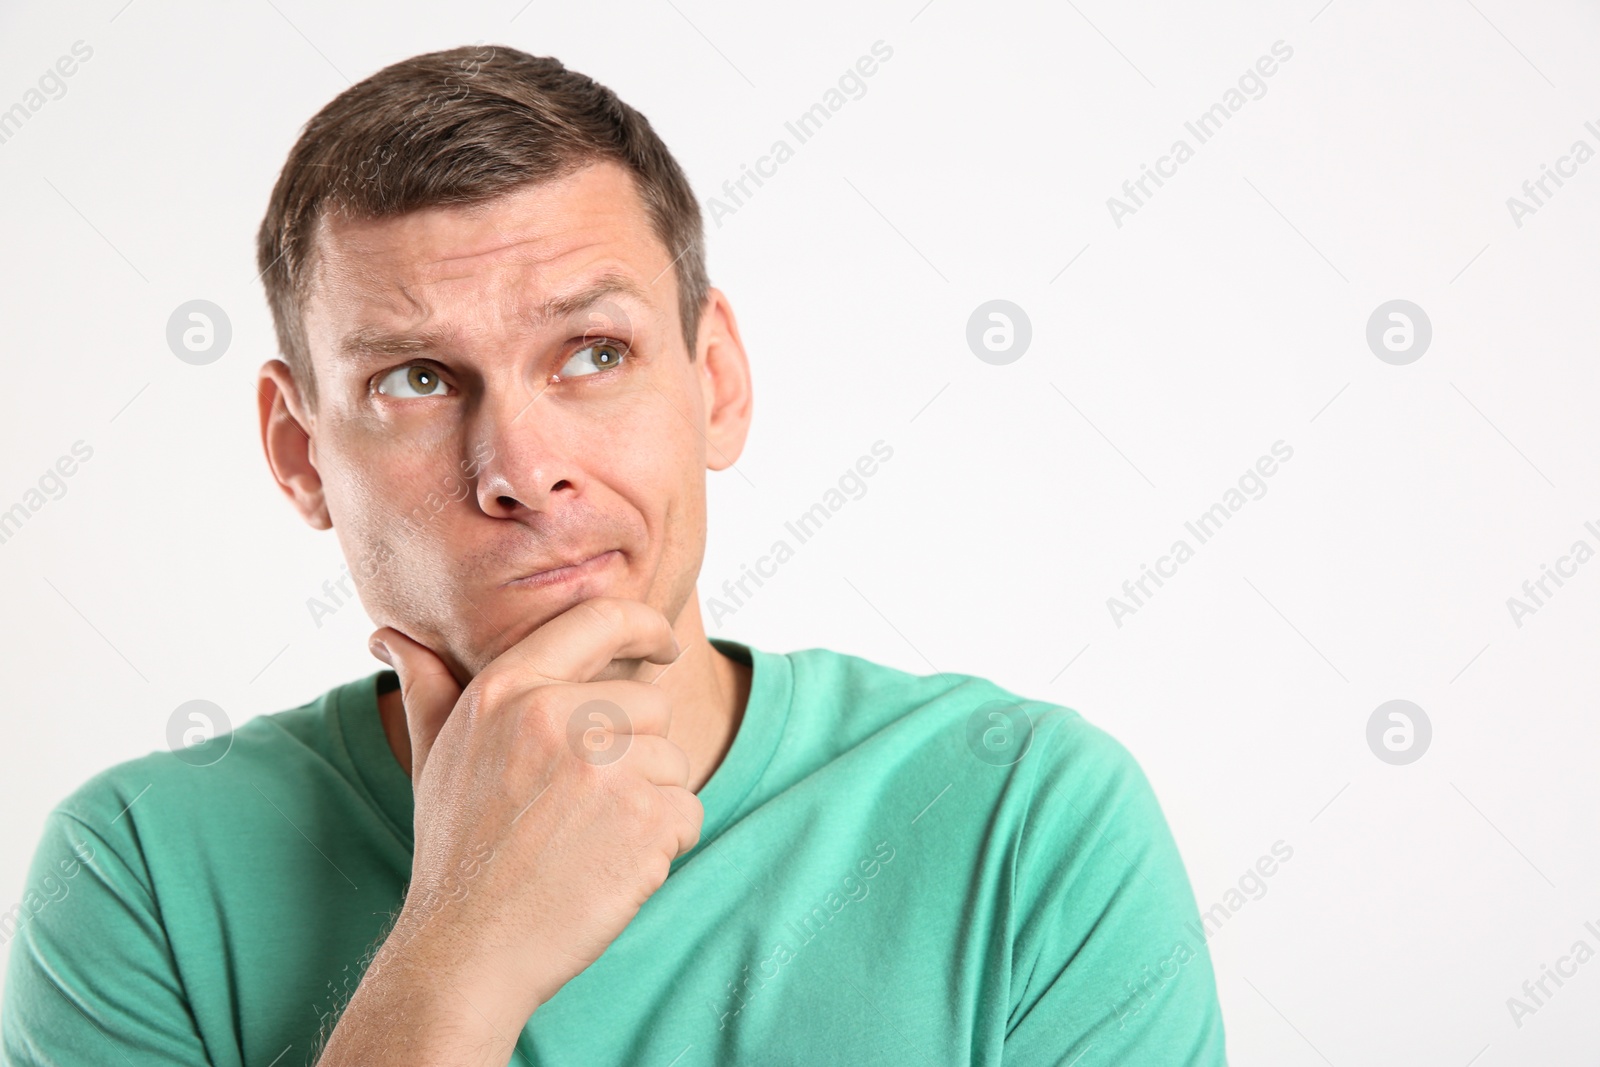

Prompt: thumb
xmin=369 ymin=627 xmax=462 ymax=786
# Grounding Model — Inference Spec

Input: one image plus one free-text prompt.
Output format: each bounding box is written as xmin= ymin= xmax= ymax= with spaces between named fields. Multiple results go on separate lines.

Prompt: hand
xmin=366 ymin=597 xmax=702 ymax=1030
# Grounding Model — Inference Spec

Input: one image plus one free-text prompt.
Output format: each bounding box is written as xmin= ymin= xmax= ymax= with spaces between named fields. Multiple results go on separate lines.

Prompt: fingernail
xmin=369 ymin=638 xmax=392 ymax=666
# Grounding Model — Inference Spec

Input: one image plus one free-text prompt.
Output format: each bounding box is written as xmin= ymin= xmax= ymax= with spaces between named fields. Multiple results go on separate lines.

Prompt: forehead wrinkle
xmin=357 ymin=234 xmax=622 ymax=313
xmin=371 ymin=208 xmax=617 ymax=279
xmin=388 ymin=264 xmax=649 ymax=334
xmin=335 ymin=271 xmax=651 ymax=364
xmin=522 ymin=272 xmax=650 ymax=332
xmin=409 ymin=234 xmax=555 ymax=277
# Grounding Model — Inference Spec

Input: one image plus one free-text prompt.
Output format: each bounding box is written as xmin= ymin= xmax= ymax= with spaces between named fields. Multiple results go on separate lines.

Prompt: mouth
xmin=501 ymin=549 xmax=621 ymax=589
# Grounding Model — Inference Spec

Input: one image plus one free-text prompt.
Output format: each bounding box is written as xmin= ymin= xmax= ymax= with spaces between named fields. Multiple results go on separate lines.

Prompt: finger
xmin=638 ymin=647 xmax=686 ymax=687
xmin=565 ymin=718 xmax=686 ymax=783
xmin=650 ymin=785 xmax=704 ymax=857
xmin=495 ymin=597 xmax=680 ymax=686
xmin=553 ymin=679 xmax=673 ymax=740
xmin=369 ymin=627 xmax=462 ymax=785
xmin=613 ymin=733 xmax=691 ymax=790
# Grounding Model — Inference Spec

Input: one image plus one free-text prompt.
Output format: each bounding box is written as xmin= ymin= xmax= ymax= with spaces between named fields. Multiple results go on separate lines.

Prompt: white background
xmin=2 ymin=0 xmax=1598 ymax=1063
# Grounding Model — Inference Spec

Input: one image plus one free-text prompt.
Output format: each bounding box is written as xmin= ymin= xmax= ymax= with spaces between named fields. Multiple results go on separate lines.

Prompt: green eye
xmin=560 ymin=342 xmax=627 ymax=377
xmin=377 ymin=364 xmax=451 ymax=398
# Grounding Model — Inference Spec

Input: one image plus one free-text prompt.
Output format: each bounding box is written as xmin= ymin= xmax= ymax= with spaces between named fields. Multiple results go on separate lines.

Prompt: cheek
xmin=639 ymin=419 xmax=708 ymax=576
xmin=322 ymin=414 xmax=462 ymax=506
xmin=606 ymin=393 xmax=700 ymax=510
xmin=319 ymin=434 xmax=467 ymax=580
xmin=323 ymin=441 xmax=417 ymax=530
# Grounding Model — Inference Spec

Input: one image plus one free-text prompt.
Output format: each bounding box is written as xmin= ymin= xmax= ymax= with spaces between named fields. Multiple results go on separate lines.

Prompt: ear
xmin=694 ymin=288 xmax=753 ymax=471
xmin=257 ymin=360 xmax=331 ymax=530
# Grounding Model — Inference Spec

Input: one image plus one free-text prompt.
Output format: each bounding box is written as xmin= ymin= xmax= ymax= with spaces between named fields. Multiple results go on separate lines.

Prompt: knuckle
xmin=564 ymin=756 xmax=606 ymax=799
xmin=672 ymin=793 xmax=705 ymax=835
xmin=516 ymin=709 xmax=563 ymax=760
xmin=518 ymin=710 xmax=569 ymax=758
xmin=637 ymin=851 xmax=671 ymax=889
xmin=472 ymin=669 xmax=516 ymax=709
xmin=614 ymin=782 xmax=656 ymax=824
xmin=506 ymin=687 xmax=567 ymax=758
xmin=451 ymin=684 xmax=490 ymax=726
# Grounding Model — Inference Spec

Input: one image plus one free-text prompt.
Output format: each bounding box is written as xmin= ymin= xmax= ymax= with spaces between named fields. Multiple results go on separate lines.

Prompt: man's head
xmin=255 ymin=45 xmax=752 ymax=683
xmin=258 ymin=45 xmax=712 ymax=407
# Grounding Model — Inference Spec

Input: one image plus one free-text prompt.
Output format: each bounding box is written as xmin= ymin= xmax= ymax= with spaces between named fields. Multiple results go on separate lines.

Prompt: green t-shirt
xmin=2 ymin=639 xmax=1227 ymax=1065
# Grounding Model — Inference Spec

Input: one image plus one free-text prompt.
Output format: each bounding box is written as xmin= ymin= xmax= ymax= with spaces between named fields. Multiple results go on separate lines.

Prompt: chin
xmin=466 ymin=583 xmax=605 ymax=664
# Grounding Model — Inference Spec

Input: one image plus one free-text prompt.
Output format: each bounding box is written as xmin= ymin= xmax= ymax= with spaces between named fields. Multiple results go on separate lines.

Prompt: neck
xmin=377 ymin=593 xmax=751 ymax=793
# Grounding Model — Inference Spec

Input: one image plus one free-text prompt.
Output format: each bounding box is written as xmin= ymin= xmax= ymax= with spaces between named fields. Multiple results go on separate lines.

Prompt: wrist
xmin=370 ymin=909 xmax=546 ymax=1033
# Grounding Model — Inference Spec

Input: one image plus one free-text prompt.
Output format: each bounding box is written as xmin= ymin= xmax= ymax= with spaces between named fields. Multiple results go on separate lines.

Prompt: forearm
xmin=315 ymin=925 xmax=533 ymax=1067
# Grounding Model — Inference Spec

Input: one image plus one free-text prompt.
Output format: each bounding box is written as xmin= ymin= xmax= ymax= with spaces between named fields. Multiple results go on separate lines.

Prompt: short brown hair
xmin=256 ymin=44 xmax=708 ymax=406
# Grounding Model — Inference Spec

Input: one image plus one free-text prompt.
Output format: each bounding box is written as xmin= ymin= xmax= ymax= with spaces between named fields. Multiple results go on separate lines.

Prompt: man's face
xmin=291 ymin=161 xmax=727 ymax=678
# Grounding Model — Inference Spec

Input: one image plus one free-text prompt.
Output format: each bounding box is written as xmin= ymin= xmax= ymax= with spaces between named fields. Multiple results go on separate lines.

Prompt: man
xmin=2 ymin=45 xmax=1227 ymax=1065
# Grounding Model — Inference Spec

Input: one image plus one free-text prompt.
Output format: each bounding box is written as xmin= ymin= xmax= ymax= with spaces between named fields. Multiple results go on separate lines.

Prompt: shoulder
xmin=784 ymin=644 xmax=1044 ymax=721
xmin=1005 ymin=705 xmax=1196 ymax=944
xmin=989 ymin=702 xmax=1221 ymax=1058
xmin=1021 ymin=706 xmax=1155 ymax=810
xmin=43 ymin=677 xmax=358 ymax=857
xmin=772 ymin=644 xmax=1149 ymax=805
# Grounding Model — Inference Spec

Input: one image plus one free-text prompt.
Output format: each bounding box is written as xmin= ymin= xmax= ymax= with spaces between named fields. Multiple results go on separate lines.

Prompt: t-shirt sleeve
xmin=2 ymin=806 xmax=212 ymax=1066
xmin=1002 ymin=712 xmax=1228 ymax=1065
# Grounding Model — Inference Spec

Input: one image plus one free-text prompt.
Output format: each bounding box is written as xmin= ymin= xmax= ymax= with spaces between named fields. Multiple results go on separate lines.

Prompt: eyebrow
xmin=335 ymin=272 xmax=650 ymax=362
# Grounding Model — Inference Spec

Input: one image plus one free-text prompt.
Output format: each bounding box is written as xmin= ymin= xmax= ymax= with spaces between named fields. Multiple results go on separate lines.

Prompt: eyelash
xmin=567 ymin=336 xmax=632 ymax=372
xmin=370 ymin=337 xmax=634 ymax=397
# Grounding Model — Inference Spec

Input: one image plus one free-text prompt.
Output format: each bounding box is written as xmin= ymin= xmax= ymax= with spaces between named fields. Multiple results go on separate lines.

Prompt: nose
xmin=470 ymin=387 xmax=579 ymax=519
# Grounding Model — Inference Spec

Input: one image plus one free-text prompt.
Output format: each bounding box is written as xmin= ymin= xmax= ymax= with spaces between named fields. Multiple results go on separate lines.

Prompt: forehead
xmin=305 ymin=161 xmax=669 ymax=326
